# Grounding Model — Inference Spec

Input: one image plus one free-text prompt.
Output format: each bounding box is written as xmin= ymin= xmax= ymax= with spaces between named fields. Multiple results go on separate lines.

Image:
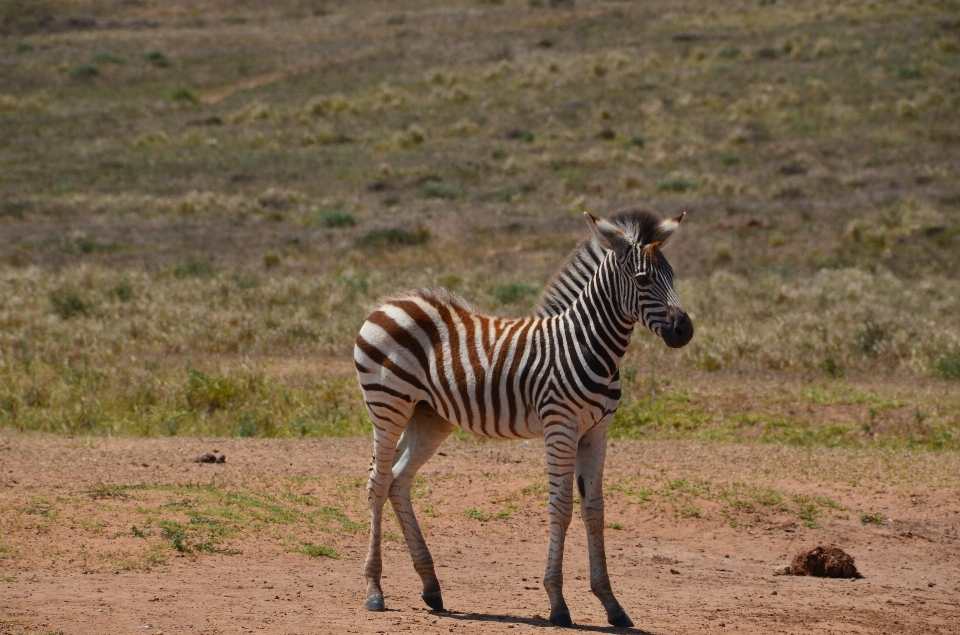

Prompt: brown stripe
xmin=455 ymin=306 xmax=487 ymax=436
xmin=423 ymin=296 xmax=473 ymax=431
xmin=392 ymin=299 xmax=461 ymax=424
xmin=355 ymin=334 xmax=427 ymax=395
xmin=505 ymin=320 xmax=535 ymax=437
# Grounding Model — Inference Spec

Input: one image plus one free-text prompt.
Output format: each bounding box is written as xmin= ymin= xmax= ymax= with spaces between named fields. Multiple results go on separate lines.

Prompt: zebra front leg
xmin=388 ymin=403 xmax=454 ymax=611
xmin=576 ymin=426 xmax=633 ymax=628
xmin=364 ymin=419 xmax=406 ymax=612
xmin=542 ymin=421 xmax=579 ymax=627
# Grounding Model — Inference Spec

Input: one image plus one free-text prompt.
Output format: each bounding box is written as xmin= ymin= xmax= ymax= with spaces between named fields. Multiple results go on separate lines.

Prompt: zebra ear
xmin=656 ymin=211 xmax=685 ymax=249
xmin=584 ymin=212 xmax=633 ymax=259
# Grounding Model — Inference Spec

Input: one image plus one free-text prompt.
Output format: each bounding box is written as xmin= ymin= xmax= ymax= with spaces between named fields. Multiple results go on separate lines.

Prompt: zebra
xmin=353 ymin=207 xmax=693 ymax=627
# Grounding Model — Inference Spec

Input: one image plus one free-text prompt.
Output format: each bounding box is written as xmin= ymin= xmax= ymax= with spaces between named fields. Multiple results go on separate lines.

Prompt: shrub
xmin=852 ymin=321 xmax=886 ymax=356
xmin=628 ymin=135 xmax=646 ymax=148
xmin=419 ymin=180 xmax=465 ymax=199
xmin=91 ymin=51 xmax=126 ymax=64
xmin=354 ymin=227 xmax=430 ymax=248
xmin=50 ymin=289 xmax=90 ymax=319
xmin=657 ymin=177 xmax=699 ymax=193
xmin=935 ymin=354 xmax=960 ymax=381
xmin=263 ymin=252 xmax=281 ymax=268
xmin=313 ymin=202 xmax=356 ymax=228
xmin=0 ymin=0 xmax=54 ymax=36
xmin=110 ymin=282 xmax=135 ymax=302
xmin=173 ymin=258 xmax=215 ymax=279
xmin=67 ymin=63 xmax=98 ymax=79
xmin=142 ymin=50 xmax=170 ymax=67
xmin=493 ymin=282 xmax=539 ymax=305
xmin=170 ymin=85 xmax=199 ymax=103
xmin=0 ymin=200 xmax=28 ymax=219
xmin=821 ymin=357 xmax=844 ymax=379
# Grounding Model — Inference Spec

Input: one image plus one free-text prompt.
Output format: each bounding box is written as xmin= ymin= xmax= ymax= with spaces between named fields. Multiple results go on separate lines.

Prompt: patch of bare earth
xmin=1 ymin=433 xmax=959 ymax=634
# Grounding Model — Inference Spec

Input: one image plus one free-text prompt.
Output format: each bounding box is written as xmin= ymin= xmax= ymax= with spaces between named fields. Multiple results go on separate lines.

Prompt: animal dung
xmin=194 ymin=453 xmax=226 ymax=464
xmin=789 ymin=546 xmax=861 ymax=579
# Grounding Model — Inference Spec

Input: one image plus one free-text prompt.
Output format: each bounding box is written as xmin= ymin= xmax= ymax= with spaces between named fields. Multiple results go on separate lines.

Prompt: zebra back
xmin=534 ymin=206 xmax=669 ymax=318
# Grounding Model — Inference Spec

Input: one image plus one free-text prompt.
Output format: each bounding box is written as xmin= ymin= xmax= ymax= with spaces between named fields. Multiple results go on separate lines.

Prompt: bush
xmin=313 ymin=203 xmax=356 ymax=228
xmin=110 ymin=282 xmax=135 ymax=302
xmin=142 ymin=50 xmax=170 ymax=67
xmin=50 ymin=289 xmax=90 ymax=319
xmin=657 ymin=177 xmax=699 ymax=193
xmin=91 ymin=51 xmax=126 ymax=64
xmin=935 ymin=354 xmax=960 ymax=381
xmin=170 ymin=85 xmax=199 ymax=103
xmin=852 ymin=321 xmax=886 ymax=356
xmin=67 ymin=63 xmax=99 ymax=79
xmin=419 ymin=180 xmax=465 ymax=199
xmin=173 ymin=258 xmax=215 ymax=279
xmin=354 ymin=227 xmax=430 ymax=248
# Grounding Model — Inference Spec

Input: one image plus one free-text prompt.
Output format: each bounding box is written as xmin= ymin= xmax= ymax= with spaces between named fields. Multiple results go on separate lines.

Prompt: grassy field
xmin=1 ymin=0 xmax=959 ymax=449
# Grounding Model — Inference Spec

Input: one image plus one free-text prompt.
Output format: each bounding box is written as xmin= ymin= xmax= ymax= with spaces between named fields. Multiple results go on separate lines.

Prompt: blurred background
xmin=1 ymin=0 xmax=958 ymax=447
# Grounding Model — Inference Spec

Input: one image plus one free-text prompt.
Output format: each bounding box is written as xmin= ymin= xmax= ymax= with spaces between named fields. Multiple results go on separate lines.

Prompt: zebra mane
xmin=385 ymin=286 xmax=479 ymax=312
xmin=534 ymin=206 xmax=668 ymax=318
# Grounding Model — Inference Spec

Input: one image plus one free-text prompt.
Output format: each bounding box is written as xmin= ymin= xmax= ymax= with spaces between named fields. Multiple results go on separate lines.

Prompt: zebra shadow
xmin=437 ymin=610 xmax=657 ymax=633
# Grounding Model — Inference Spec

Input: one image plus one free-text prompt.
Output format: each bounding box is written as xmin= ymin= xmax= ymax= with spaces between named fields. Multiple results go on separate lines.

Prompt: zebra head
xmin=584 ymin=211 xmax=694 ymax=348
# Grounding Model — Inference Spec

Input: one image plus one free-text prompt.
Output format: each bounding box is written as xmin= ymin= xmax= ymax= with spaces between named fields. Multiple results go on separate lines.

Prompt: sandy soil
xmin=1 ymin=433 xmax=959 ymax=635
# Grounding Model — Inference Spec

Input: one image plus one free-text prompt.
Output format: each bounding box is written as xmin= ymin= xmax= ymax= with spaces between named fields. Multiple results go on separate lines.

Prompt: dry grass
xmin=1 ymin=0 xmax=958 ymax=448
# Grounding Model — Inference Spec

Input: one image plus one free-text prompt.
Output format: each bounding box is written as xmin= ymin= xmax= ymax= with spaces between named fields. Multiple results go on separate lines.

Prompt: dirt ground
xmin=1 ymin=433 xmax=959 ymax=635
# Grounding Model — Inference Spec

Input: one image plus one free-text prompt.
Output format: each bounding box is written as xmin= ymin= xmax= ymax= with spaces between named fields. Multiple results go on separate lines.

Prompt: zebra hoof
xmin=608 ymin=609 xmax=634 ymax=628
xmin=365 ymin=593 xmax=386 ymax=612
xmin=421 ymin=590 xmax=444 ymax=611
xmin=549 ymin=608 xmax=573 ymax=628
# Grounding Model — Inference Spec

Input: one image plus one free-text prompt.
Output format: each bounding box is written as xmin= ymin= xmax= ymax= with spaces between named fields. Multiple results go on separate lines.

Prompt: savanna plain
xmin=1 ymin=0 xmax=959 ymax=633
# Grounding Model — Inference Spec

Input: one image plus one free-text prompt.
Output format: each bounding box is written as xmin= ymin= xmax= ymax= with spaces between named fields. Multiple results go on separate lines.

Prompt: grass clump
xmin=173 ymin=258 xmax=215 ymax=279
xmin=419 ymin=180 xmax=465 ymax=199
xmin=860 ymin=511 xmax=884 ymax=524
xmin=67 ymin=64 xmax=98 ymax=79
xmin=299 ymin=542 xmax=339 ymax=558
xmin=91 ymin=51 xmax=126 ymax=64
xmin=354 ymin=227 xmax=429 ymax=248
xmin=935 ymin=354 xmax=960 ymax=381
xmin=169 ymin=85 xmax=200 ymax=103
xmin=49 ymin=289 xmax=90 ymax=319
xmin=312 ymin=202 xmax=356 ymax=228
xmin=464 ymin=508 xmax=510 ymax=521
xmin=656 ymin=177 xmax=699 ymax=193
xmin=142 ymin=50 xmax=170 ymax=67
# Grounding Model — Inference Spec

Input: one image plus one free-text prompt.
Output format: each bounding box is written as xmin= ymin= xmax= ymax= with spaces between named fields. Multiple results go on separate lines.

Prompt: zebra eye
xmin=635 ymin=272 xmax=651 ymax=285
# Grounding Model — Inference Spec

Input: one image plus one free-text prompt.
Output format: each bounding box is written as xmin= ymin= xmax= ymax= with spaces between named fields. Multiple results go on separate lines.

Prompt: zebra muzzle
xmin=661 ymin=311 xmax=693 ymax=348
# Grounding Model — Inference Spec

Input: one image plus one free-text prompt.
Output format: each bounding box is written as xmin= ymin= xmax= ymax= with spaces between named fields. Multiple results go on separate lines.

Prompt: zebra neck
xmin=557 ymin=253 xmax=635 ymax=374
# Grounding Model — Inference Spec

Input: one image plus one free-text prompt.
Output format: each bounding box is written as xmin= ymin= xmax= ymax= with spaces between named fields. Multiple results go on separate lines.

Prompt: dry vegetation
xmin=1 ymin=0 xmax=959 ymax=449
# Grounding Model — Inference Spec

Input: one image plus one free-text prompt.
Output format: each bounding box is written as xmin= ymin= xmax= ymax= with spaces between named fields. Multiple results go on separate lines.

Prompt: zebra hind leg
xmin=388 ymin=403 xmax=455 ymax=611
xmin=363 ymin=404 xmax=411 ymax=612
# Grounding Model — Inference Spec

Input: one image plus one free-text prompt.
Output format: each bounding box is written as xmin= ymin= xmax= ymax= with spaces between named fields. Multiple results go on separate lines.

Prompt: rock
xmin=790 ymin=546 xmax=861 ymax=578
xmin=194 ymin=453 xmax=217 ymax=463
xmin=773 ymin=565 xmax=791 ymax=576
xmin=669 ymin=569 xmax=680 ymax=575
xmin=216 ymin=454 xmax=226 ymax=464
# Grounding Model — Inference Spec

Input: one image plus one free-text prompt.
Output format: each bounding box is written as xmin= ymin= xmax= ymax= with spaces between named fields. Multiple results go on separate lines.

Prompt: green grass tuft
xmin=418 ymin=181 xmax=465 ymax=199
xmin=49 ymin=289 xmax=90 ymax=319
xmin=656 ymin=178 xmax=699 ymax=193
xmin=935 ymin=354 xmax=960 ymax=381
xmin=67 ymin=64 xmax=98 ymax=79
xmin=299 ymin=542 xmax=339 ymax=558
xmin=354 ymin=227 xmax=430 ymax=248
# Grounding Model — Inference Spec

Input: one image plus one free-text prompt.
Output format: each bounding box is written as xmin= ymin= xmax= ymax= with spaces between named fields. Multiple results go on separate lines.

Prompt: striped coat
xmin=354 ymin=209 xmax=693 ymax=628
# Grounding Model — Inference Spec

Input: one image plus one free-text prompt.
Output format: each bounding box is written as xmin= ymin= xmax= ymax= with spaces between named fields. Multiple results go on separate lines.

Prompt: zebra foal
xmin=354 ymin=208 xmax=693 ymax=627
